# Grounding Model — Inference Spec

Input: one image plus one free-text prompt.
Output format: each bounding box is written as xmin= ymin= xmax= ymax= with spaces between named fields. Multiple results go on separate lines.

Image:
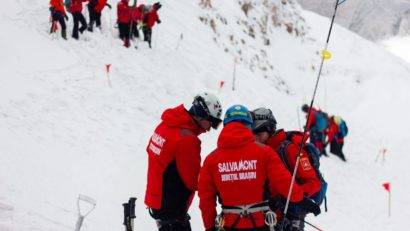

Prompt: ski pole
xmin=175 ymin=33 xmax=183 ymax=51
xmin=279 ymin=1 xmax=346 ymax=230
xmin=123 ymin=202 xmax=130 ymax=231
xmin=285 ymin=211 xmax=323 ymax=231
xmin=154 ymin=25 xmax=159 ymax=48
xmin=304 ymin=220 xmax=323 ymax=231
xmin=128 ymin=197 xmax=137 ymax=231
xmin=297 ymin=106 xmax=302 ymax=131
xmin=123 ymin=197 xmax=137 ymax=231
xmin=129 ymin=0 xmax=137 ymax=42
xmin=232 ymin=57 xmax=237 ymax=91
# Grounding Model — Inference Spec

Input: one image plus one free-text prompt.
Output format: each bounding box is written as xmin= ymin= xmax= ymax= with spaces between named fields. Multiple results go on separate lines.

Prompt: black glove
xmin=268 ymin=195 xmax=286 ymax=211
xmin=157 ymin=19 xmax=161 ymax=24
xmin=296 ymin=197 xmax=321 ymax=216
xmin=64 ymin=14 xmax=69 ymax=21
xmin=106 ymin=3 xmax=112 ymax=9
xmin=49 ymin=6 xmax=54 ymax=12
xmin=205 ymin=228 xmax=217 ymax=231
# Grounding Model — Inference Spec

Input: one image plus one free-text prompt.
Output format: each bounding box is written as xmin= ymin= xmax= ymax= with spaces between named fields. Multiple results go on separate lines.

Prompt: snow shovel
xmin=74 ymin=194 xmax=97 ymax=231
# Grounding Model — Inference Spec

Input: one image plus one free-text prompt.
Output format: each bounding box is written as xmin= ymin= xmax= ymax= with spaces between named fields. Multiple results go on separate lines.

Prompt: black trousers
xmin=71 ymin=12 xmax=87 ymax=39
xmin=131 ymin=23 xmax=140 ymax=39
xmin=149 ymin=209 xmax=191 ymax=231
xmin=224 ymin=227 xmax=270 ymax=231
xmin=330 ymin=141 xmax=346 ymax=161
xmin=158 ymin=222 xmax=191 ymax=231
xmin=51 ymin=11 xmax=66 ymax=30
xmin=118 ymin=23 xmax=130 ymax=40
xmin=142 ymin=26 xmax=153 ymax=47
xmin=88 ymin=5 xmax=102 ymax=27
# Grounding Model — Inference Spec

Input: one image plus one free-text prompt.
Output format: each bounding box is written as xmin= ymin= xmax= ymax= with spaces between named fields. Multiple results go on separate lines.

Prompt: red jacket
xmin=266 ymin=130 xmax=321 ymax=197
xmin=327 ymin=118 xmax=344 ymax=143
xmin=117 ymin=0 xmax=131 ymax=23
xmin=131 ymin=5 xmax=144 ymax=23
xmin=94 ymin=0 xmax=107 ymax=12
xmin=50 ymin=0 xmax=66 ymax=14
xmin=144 ymin=105 xmax=205 ymax=212
xmin=198 ymin=122 xmax=304 ymax=230
xmin=144 ymin=8 xmax=159 ymax=28
xmin=305 ymin=107 xmax=319 ymax=131
xmin=70 ymin=0 xmax=88 ymax=13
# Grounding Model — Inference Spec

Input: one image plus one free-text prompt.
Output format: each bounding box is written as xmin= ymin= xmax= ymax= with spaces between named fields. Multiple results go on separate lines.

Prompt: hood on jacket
xmin=161 ymin=104 xmax=205 ymax=136
xmin=266 ymin=129 xmax=287 ymax=149
xmin=217 ymin=122 xmax=254 ymax=149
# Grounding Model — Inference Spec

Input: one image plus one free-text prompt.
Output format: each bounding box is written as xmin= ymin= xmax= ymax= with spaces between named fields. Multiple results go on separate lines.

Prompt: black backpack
xmin=277 ymin=131 xmax=328 ymax=210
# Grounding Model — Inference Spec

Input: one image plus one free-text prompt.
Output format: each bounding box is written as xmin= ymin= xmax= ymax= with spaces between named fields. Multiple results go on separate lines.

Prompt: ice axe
xmin=74 ymin=194 xmax=97 ymax=231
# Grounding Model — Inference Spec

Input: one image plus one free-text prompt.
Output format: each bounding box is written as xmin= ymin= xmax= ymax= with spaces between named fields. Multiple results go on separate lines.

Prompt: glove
xmin=106 ymin=3 xmax=112 ymax=9
xmin=268 ymin=195 xmax=286 ymax=211
xmin=157 ymin=19 xmax=161 ymax=24
xmin=49 ymin=6 xmax=54 ymax=12
xmin=205 ymin=228 xmax=217 ymax=231
xmin=64 ymin=14 xmax=69 ymax=21
xmin=296 ymin=197 xmax=321 ymax=216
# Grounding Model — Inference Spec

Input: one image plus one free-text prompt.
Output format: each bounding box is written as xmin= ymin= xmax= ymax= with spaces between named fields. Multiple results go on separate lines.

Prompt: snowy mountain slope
xmin=1 ymin=0 xmax=410 ymax=230
xmin=297 ymin=0 xmax=410 ymax=41
xmin=382 ymin=35 xmax=410 ymax=63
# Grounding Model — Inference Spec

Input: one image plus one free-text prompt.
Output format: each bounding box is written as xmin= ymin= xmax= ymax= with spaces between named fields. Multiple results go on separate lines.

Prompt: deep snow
xmin=1 ymin=0 xmax=410 ymax=230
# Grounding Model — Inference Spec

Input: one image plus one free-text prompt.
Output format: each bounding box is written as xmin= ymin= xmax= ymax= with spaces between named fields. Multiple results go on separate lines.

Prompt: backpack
xmin=334 ymin=116 xmax=348 ymax=138
xmin=64 ymin=0 xmax=71 ymax=13
xmin=311 ymin=110 xmax=329 ymax=132
xmin=277 ymin=131 xmax=328 ymax=209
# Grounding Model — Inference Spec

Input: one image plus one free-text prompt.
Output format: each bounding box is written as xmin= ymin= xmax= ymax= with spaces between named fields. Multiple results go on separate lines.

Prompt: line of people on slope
xmin=144 ymin=92 xmax=330 ymax=231
xmin=117 ymin=0 xmax=162 ymax=48
xmin=48 ymin=0 xmax=161 ymax=49
xmin=301 ymin=104 xmax=349 ymax=162
xmin=49 ymin=0 xmax=111 ymax=40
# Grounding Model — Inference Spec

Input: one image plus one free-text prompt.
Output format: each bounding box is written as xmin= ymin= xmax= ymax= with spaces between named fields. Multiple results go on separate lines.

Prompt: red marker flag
xmin=220 ymin=81 xmax=225 ymax=88
xmin=382 ymin=183 xmax=390 ymax=192
xmin=106 ymin=64 xmax=111 ymax=74
xmin=382 ymin=182 xmax=391 ymax=217
xmin=105 ymin=64 xmax=112 ymax=88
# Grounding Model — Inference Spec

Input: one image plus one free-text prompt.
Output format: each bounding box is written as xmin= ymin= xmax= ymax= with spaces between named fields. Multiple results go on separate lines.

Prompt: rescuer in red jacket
xmin=327 ymin=115 xmax=347 ymax=161
xmin=69 ymin=0 xmax=88 ymax=39
xmin=198 ymin=105 xmax=320 ymax=231
xmin=87 ymin=0 xmax=111 ymax=32
xmin=117 ymin=0 xmax=132 ymax=47
xmin=130 ymin=4 xmax=144 ymax=39
xmin=301 ymin=104 xmax=329 ymax=156
xmin=252 ymin=107 xmax=321 ymax=231
xmin=49 ymin=0 xmax=68 ymax=39
xmin=145 ymin=92 xmax=223 ymax=231
xmin=141 ymin=2 xmax=161 ymax=48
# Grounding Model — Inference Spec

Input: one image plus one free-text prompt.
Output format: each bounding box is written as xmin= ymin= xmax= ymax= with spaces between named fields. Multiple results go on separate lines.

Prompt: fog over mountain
xmin=297 ymin=0 xmax=410 ymax=41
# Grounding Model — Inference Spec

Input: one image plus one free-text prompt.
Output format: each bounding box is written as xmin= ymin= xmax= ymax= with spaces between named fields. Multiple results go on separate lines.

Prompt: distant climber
xmin=117 ymin=0 xmax=132 ymax=47
xmin=141 ymin=2 xmax=161 ymax=48
xmin=301 ymin=104 xmax=329 ymax=156
xmin=49 ymin=0 xmax=68 ymax=40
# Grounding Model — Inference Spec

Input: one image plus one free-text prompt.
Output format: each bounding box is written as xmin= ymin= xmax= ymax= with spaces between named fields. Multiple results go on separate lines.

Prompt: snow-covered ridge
xmin=198 ymin=0 xmax=308 ymax=92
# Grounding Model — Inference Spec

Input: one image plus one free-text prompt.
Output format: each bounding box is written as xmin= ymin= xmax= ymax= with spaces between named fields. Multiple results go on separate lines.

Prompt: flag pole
xmin=388 ymin=186 xmax=391 ymax=217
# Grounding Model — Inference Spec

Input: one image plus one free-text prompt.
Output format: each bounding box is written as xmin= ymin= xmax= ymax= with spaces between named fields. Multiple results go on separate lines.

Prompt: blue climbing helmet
xmin=223 ymin=105 xmax=253 ymax=128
